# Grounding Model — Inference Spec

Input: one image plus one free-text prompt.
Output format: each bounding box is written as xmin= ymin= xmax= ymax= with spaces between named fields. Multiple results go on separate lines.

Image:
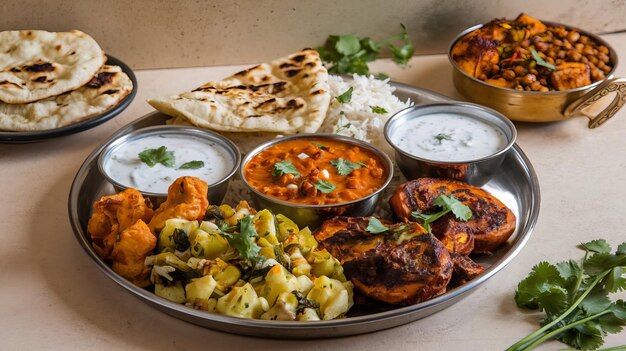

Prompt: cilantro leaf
xmin=366 ymin=217 xmax=388 ymax=234
xmin=617 ymin=243 xmax=626 ymax=256
xmin=509 ymin=240 xmax=626 ymax=351
xmin=314 ymin=180 xmax=336 ymax=193
xmin=336 ymin=87 xmax=353 ymax=104
xmin=515 ymin=261 xmax=565 ymax=310
xmin=370 ymin=105 xmax=388 ymax=114
xmin=138 ymin=146 xmax=175 ymax=168
xmin=316 ymin=24 xmax=412 ymax=76
xmin=178 ymin=160 xmax=204 ymax=169
xmin=330 ymin=158 xmax=363 ymax=176
xmin=220 ymin=215 xmax=261 ymax=262
xmin=433 ymin=195 xmax=472 ymax=221
xmin=411 ymin=195 xmax=472 ymax=233
xmin=580 ymin=239 xmax=612 ymax=254
xmin=311 ymin=142 xmax=328 ymax=151
xmin=335 ymin=35 xmax=361 ymax=56
xmin=531 ymin=48 xmax=556 ymax=71
xmin=272 ymin=161 xmax=300 ymax=177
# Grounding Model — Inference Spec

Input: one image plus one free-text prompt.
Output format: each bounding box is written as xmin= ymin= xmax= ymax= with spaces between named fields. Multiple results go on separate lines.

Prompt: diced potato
xmin=216 ymin=283 xmax=264 ymax=319
xmin=213 ymin=264 xmax=241 ymax=291
xmin=155 ymin=281 xmax=186 ymax=303
xmin=260 ymin=292 xmax=298 ymax=321
xmin=157 ymin=219 xmax=199 ymax=252
xmin=253 ymin=209 xmax=278 ymax=245
xmin=261 ymin=264 xmax=299 ymax=306
xmin=296 ymin=275 xmax=314 ymax=296
xmin=283 ymin=227 xmax=318 ymax=255
xmin=275 ymin=213 xmax=299 ymax=242
xmin=297 ymin=308 xmax=321 ymax=321
xmin=306 ymin=276 xmax=352 ymax=320
xmin=218 ymin=204 xmax=235 ymax=219
xmin=190 ymin=228 xmax=229 ymax=259
xmin=259 ymin=246 xmax=276 ymax=260
xmin=185 ymin=275 xmax=217 ymax=310
xmin=307 ymin=249 xmax=346 ymax=281
xmin=289 ymin=247 xmax=311 ymax=277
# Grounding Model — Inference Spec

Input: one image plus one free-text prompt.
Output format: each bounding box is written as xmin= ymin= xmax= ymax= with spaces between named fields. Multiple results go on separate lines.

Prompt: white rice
xmin=320 ymin=74 xmax=412 ymax=155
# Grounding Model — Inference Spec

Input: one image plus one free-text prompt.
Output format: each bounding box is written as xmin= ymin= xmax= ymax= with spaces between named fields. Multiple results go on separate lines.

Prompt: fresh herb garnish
xmin=311 ymin=142 xmax=328 ymax=151
xmin=370 ymin=106 xmax=388 ymax=114
xmin=219 ymin=215 xmax=261 ymax=262
xmin=316 ymin=24 xmax=413 ymax=75
xmin=336 ymin=87 xmax=353 ymax=104
xmin=178 ymin=160 xmax=205 ymax=169
xmin=335 ymin=113 xmax=352 ymax=134
xmin=507 ymin=239 xmax=626 ymax=351
xmin=411 ymin=194 xmax=472 ymax=232
xmin=434 ymin=133 xmax=453 ymax=144
xmin=138 ymin=146 xmax=175 ymax=168
xmin=357 ymin=161 xmax=368 ymax=168
xmin=366 ymin=217 xmax=389 ymax=234
xmin=272 ymin=161 xmax=300 ymax=177
xmin=530 ymin=48 xmax=556 ymax=71
xmin=330 ymin=158 xmax=364 ymax=176
xmin=314 ymin=179 xmax=336 ymax=193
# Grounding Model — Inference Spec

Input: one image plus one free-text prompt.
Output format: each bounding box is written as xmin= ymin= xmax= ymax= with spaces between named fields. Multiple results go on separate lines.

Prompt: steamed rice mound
xmin=321 ymin=74 xmax=412 ymax=155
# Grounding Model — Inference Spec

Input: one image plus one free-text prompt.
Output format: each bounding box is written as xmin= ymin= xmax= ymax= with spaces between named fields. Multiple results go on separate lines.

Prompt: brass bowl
xmin=449 ymin=21 xmax=626 ymax=128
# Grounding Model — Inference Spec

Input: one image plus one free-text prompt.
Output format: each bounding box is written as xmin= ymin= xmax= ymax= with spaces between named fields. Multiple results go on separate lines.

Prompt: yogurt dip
xmin=103 ymin=133 xmax=234 ymax=194
xmin=389 ymin=112 xmax=507 ymax=162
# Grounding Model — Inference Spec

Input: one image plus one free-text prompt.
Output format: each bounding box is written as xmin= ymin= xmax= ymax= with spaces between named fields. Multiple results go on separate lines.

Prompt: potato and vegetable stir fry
xmin=88 ymin=176 xmax=353 ymax=321
xmin=146 ymin=203 xmax=353 ymax=320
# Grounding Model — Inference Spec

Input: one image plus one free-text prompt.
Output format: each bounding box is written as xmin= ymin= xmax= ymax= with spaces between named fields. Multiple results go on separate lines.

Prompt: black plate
xmin=0 ymin=55 xmax=137 ymax=143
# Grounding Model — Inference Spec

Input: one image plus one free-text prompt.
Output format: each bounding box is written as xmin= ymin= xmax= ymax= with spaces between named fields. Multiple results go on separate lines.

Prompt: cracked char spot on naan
xmin=147 ymin=49 xmax=331 ymax=134
xmin=0 ymin=30 xmax=106 ymax=104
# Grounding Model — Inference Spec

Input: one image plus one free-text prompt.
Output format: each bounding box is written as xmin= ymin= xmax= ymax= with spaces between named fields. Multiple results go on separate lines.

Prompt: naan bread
xmin=0 ymin=65 xmax=132 ymax=131
xmin=147 ymin=49 xmax=331 ymax=133
xmin=0 ymin=30 xmax=105 ymax=104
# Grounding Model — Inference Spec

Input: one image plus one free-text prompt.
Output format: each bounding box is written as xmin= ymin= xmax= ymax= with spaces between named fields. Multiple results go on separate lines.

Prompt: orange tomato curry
xmin=244 ymin=138 xmax=388 ymax=205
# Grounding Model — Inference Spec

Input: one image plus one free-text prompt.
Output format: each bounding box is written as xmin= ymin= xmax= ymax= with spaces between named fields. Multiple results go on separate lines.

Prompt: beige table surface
xmin=2 ymin=33 xmax=626 ymax=351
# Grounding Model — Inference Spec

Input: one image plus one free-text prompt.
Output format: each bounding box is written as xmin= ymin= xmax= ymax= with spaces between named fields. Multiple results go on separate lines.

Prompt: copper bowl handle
xmin=563 ymin=77 xmax=626 ymax=128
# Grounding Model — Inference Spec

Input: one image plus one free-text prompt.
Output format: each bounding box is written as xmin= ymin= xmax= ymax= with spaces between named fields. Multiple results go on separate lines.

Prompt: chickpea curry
xmin=451 ymin=13 xmax=612 ymax=92
xmin=243 ymin=138 xmax=388 ymax=205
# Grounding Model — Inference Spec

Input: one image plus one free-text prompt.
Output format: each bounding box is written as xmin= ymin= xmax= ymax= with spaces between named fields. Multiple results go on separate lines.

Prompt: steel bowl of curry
xmin=448 ymin=13 xmax=626 ymax=128
xmin=240 ymin=134 xmax=393 ymax=229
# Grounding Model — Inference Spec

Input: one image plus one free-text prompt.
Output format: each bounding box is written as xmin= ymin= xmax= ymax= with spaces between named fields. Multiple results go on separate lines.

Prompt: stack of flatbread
xmin=148 ymin=49 xmax=331 ymax=134
xmin=0 ymin=30 xmax=133 ymax=132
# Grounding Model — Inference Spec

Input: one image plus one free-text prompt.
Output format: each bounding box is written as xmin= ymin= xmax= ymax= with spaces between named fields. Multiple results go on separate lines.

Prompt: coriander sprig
xmin=411 ymin=195 xmax=472 ymax=233
xmin=316 ymin=24 xmax=413 ymax=76
xmin=507 ymin=239 xmax=626 ymax=351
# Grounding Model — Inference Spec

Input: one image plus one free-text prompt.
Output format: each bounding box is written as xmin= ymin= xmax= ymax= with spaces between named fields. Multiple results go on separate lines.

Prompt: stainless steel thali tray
xmin=68 ymin=82 xmax=540 ymax=338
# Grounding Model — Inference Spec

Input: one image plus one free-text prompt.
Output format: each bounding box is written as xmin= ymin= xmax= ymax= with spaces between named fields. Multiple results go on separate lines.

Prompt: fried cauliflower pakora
xmin=148 ymin=176 xmax=209 ymax=234
xmin=109 ymin=220 xmax=156 ymax=287
xmin=87 ymin=188 xmax=154 ymax=258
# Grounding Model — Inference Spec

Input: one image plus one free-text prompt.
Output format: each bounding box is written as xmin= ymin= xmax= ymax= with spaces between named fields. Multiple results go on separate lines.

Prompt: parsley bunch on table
xmin=316 ymin=24 xmax=414 ymax=76
xmin=507 ymin=239 xmax=626 ymax=351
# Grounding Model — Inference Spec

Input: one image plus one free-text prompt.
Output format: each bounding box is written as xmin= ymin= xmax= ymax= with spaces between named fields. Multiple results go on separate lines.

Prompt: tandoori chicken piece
xmin=87 ymin=188 xmax=154 ymax=258
xmin=314 ymin=217 xmax=453 ymax=305
xmin=109 ymin=220 xmax=156 ymax=287
xmin=389 ymin=178 xmax=516 ymax=254
xmin=148 ymin=176 xmax=209 ymax=234
xmin=450 ymin=32 xmax=501 ymax=79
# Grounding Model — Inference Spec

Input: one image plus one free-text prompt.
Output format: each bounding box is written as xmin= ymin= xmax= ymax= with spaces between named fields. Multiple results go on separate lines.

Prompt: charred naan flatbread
xmin=0 ymin=30 xmax=105 ymax=104
xmin=0 ymin=65 xmax=132 ymax=131
xmin=147 ymin=49 xmax=331 ymax=133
